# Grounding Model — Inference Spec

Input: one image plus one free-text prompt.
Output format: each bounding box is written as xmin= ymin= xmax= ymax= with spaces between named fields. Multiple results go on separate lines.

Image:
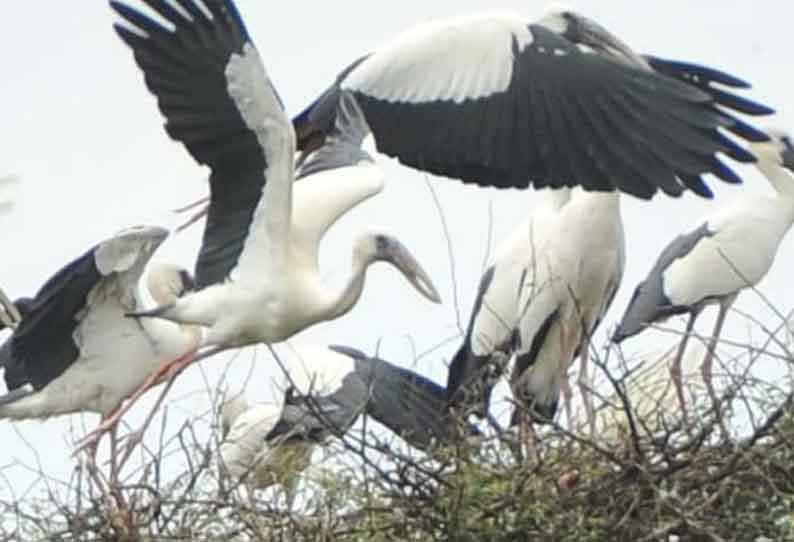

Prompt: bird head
xmin=147 ymin=263 xmax=195 ymax=305
xmin=538 ymin=6 xmax=650 ymax=70
xmin=355 ymin=233 xmax=442 ymax=304
xmin=750 ymin=128 xmax=794 ymax=174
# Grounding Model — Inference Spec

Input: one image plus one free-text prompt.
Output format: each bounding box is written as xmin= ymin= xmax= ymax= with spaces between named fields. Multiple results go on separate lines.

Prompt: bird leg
xmin=670 ymin=311 xmax=699 ymax=427
xmin=577 ymin=333 xmax=596 ymax=436
xmin=701 ymin=295 xmax=735 ymax=438
xmin=73 ymin=348 xmax=200 ymax=454
xmin=174 ymin=196 xmax=210 ymax=233
xmin=521 ymin=413 xmax=540 ymax=464
xmin=0 ymin=287 xmax=21 ymax=329
xmin=560 ymin=374 xmax=574 ymax=431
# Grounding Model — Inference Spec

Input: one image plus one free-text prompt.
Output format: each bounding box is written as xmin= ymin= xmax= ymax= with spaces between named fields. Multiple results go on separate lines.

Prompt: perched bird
xmin=446 ymin=188 xmax=571 ymax=419
xmin=510 ymin=187 xmax=625 ymax=447
xmin=219 ymin=395 xmax=314 ymax=504
xmin=295 ymin=7 xmax=773 ymax=199
xmin=95 ymin=0 xmax=442 ymax=441
xmin=594 ymin=342 xmax=707 ymax=446
xmin=0 ymin=226 xmax=198 ymax=452
xmin=613 ymin=130 xmax=794 ymax=418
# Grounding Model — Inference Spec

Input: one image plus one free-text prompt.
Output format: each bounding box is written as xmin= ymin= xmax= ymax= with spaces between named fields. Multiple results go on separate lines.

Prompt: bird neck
xmin=320 ymin=249 xmax=374 ymax=321
xmin=759 ymin=161 xmax=794 ymax=201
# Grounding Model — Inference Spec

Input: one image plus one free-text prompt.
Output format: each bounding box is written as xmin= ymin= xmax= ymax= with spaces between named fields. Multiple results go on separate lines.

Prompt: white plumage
xmin=512 ymin=187 xmax=625 ymax=440
xmin=614 ymin=130 xmax=794 ymax=419
xmin=219 ymin=396 xmax=314 ymax=499
xmin=0 ymin=226 xmax=198 ymax=421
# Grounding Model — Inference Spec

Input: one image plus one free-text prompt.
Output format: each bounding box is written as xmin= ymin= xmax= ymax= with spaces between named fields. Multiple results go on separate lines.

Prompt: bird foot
xmin=175 ymin=201 xmax=210 ymax=233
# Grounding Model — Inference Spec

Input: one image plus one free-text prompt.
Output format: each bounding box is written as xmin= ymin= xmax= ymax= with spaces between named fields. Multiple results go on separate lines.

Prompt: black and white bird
xmin=217 ymin=343 xmax=478 ymax=498
xmin=509 ymin=187 xmax=625 ymax=447
xmin=295 ymin=8 xmax=773 ymax=199
xmin=0 ymin=226 xmax=198 ymax=443
xmin=274 ymin=344 xmax=476 ymax=452
xmin=446 ymin=188 xmax=571 ymax=419
xmin=102 ymin=0 xmax=442 ymax=434
xmin=613 ymin=130 xmax=794 ymax=418
xmin=219 ymin=395 xmax=315 ymax=503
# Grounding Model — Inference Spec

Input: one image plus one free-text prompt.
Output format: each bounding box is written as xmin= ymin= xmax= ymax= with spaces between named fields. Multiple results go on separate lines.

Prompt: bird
xmin=219 ymin=394 xmax=315 ymax=505
xmin=446 ymin=188 xmax=571 ymax=420
xmin=613 ymin=129 xmax=794 ymax=420
xmin=509 ymin=186 xmax=625 ymax=450
xmin=274 ymin=343 xmax=479 ymax=452
xmin=294 ymin=7 xmax=773 ymax=199
xmin=100 ymin=0 xmax=442 ymax=440
xmin=0 ymin=225 xmax=199 ymax=455
xmin=593 ymin=342 xmax=708 ymax=446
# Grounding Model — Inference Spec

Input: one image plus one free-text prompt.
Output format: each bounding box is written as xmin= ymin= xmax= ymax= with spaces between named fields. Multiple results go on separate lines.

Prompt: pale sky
xmin=1 ymin=1 xmax=792 ymax=497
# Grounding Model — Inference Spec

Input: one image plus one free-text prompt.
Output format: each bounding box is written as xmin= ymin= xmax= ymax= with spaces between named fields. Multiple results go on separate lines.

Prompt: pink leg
xmin=173 ymin=195 xmax=209 ymax=213
xmin=577 ymin=334 xmax=595 ymax=436
xmin=74 ymin=349 xmax=199 ymax=454
xmin=701 ymin=296 xmax=735 ymax=436
xmin=671 ymin=311 xmax=698 ymax=425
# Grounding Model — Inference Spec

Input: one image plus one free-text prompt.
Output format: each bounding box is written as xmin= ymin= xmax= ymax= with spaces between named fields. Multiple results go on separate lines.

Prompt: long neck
xmin=320 ymin=250 xmax=374 ymax=321
xmin=758 ymin=161 xmax=794 ymax=201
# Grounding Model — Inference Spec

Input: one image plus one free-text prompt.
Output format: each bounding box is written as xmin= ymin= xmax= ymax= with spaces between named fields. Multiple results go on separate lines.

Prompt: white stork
xmin=96 ymin=0 xmax=442 ymax=440
xmin=446 ymin=188 xmax=571 ymax=419
xmin=510 ymin=187 xmax=625 ymax=447
xmin=0 ymin=226 xmax=198 ymax=452
xmin=294 ymin=8 xmax=773 ymax=199
xmin=613 ymin=130 xmax=794 ymax=420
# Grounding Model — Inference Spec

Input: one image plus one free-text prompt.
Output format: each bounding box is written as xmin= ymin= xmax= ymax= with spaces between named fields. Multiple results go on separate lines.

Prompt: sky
xmin=1 ymin=0 xmax=793 ymax=499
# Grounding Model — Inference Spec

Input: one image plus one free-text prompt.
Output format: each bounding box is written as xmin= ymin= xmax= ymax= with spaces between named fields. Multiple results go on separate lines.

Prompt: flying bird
xmin=509 ymin=187 xmax=625 ymax=449
xmin=613 ymin=130 xmax=794 ymax=419
xmin=100 ymin=0 xmax=442 ymax=438
xmin=295 ymin=7 xmax=773 ymax=199
xmin=446 ymin=188 xmax=571 ymax=419
xmin=0 ymin=226 xmax=198 ymax=454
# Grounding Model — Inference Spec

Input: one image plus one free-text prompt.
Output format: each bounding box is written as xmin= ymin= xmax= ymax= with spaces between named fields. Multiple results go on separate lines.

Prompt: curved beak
xmin=781 ymin=138 xmax=794 ymax=173
xmin=377 ymin=236 xmax=442 ymax=304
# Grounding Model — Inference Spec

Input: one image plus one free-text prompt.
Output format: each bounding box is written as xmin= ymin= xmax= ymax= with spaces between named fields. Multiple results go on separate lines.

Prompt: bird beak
xmin=781 ymin=138 xmax=794 ymax=173
xmin=566 ymin=14 xmax=650 ymax=70
xmin=377 ymin=237 xmax=442 ymax=304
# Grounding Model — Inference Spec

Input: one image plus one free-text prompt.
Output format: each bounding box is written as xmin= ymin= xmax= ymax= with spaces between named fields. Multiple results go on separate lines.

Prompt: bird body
xmin=220 ymin=398 xmax=313 ymax=494
xmin=0 ymin=227 xmax=197 ymax=420
xmin=446 ymin=188 xmax=571 ymax=416
xmin=111 ymin=0 xmax=441 ymax=353
xmin=512 ymin=188 xmax=625 ymax=428
xmin=613 ymin=131 xmax=794 ymax=420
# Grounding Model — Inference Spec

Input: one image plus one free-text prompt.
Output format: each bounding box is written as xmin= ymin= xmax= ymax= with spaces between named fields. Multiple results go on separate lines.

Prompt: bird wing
xmin=295 ymin=14 xmax=771 ymax=198
xmin=290 ymin=92 xmax=385 ymax=268
xmin=111 ymin=0 xmax=294 ymax=288
xmin=7 ymin=226 xmax=168 ymax=392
